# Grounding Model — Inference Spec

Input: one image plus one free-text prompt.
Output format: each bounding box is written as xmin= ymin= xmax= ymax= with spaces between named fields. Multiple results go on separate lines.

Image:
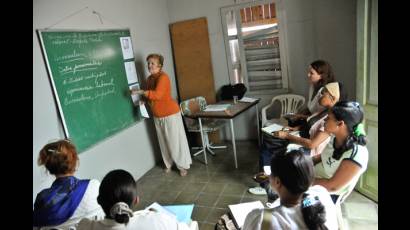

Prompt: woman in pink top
xmin=274 ymin=82 xmax=346 ymax=156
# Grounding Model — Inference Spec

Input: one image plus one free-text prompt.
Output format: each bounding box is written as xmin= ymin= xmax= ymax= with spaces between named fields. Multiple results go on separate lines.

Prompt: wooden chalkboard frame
xmin=37 ymin=28 xmax=143 ymax=153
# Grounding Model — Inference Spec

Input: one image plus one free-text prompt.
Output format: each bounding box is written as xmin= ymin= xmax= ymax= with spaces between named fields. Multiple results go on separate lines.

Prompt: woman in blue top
xmin=33 ymin=139 xmax=104 ymax=229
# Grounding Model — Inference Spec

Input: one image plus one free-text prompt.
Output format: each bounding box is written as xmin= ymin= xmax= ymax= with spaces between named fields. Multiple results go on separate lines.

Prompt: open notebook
xmin=261 ymin=123 xmax=299 ymax=136
xmin=228 ymin=201 xmax=264 ymax=229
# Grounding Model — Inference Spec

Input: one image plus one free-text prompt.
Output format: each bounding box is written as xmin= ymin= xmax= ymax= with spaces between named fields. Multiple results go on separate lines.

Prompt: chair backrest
xmin=261 ymin=94 xmax=305 ymax=127
xmin=272 ymin=94 xmax=305 ymax=116
xmin=180 ymin=96 xmax=207 ymax=116
xmin=336 ymin=175 xmax=361 ymax=205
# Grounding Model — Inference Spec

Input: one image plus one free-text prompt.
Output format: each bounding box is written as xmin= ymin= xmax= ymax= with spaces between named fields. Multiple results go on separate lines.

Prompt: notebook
xmin=239 ymin=97 xmax=258 ymax=103
xmin=261 ymin=123 xmax=299 ymax=136
xmin=228 ymin=201 xmax=264 ymax=229
xmin=204 ymin=104 xmax=231 ymax=112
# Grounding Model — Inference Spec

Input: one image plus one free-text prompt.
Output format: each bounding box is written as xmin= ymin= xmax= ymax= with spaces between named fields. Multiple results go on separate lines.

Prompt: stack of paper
xmin=204 ymin=104 xmax=231 ymax=112
xmin=239 ymin=97 xmax=258 ymax=103
xmin=228 ymin=201 xmax=264 ymax=229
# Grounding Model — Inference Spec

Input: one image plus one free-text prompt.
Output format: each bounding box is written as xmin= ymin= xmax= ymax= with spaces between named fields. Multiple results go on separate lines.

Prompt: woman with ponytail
xmin=77 ymin=169 xmax=198 ymax=230
xmin=313 ymin=101 xmax=369 ymax=203
xmin=243 ymin=150 xmax=338 ymax=230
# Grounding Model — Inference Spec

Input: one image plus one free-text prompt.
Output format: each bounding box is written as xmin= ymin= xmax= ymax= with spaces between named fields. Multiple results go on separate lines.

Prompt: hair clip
xmin=302 ymin=196 xmax=320 ymax=208
xmin=47 ymin=149 xmax=58 ymax=154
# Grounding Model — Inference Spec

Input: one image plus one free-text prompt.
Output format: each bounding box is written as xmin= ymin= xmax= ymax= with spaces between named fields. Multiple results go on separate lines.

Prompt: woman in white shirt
xmin=287 ymin=60 xmax=336 ymax=127
xmin=77 ymin=169 xmax=197 ymax=230
xmin=33 ymin=139 xmax=104 ymax=230
xmin=312 ymin=101 xmax=368 ymax=203
xmin=243 ymin=150 xmax=338 ymax=230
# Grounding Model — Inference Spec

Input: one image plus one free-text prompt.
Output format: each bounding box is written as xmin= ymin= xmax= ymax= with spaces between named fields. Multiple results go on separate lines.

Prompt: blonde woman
xmin=131 ymin=54 xmax=192 ymax=176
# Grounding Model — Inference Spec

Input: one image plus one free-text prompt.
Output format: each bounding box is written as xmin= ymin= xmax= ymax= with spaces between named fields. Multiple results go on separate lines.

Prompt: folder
xmin=163 ymin=204 xmax=194 ymax=224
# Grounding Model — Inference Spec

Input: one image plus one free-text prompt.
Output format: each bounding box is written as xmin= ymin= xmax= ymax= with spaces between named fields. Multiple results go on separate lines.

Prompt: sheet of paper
xmin=120 ymin=36 xmax=134 ymax=60
xmin=145 ymin=202 xmax=176 ymax=219
xmin=239 ymin=96 xmax=258 ymax=103
xmin=203 ymin=104 xmax=231 ymax=112
xmin=229 ymin=201 xmax=264 ymax=229
xmin=124 ymin=61 xmax=138 ymax=84
xmin=129 ymin=83 xmax=140 ymax=105
xmin=263 ymin=166 xmax=271 ymax=175
xmin=163 ymin=204 xmax=194 ymax=224
xmin=139 ymin=104 xmax=149 ymax=118
xmin=261 ymin=123 xmax=284 ymax=134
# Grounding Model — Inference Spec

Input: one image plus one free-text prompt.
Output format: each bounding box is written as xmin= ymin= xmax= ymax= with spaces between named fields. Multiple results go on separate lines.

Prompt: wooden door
xmin=356 ymin=0 xmax=378 ymax=202
xmin=170 ymin=17 xmax=220 ymax=143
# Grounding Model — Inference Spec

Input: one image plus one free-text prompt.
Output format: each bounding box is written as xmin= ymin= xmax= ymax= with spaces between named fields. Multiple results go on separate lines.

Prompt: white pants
xmin=154 ymin=113 xmax=192 ymax=170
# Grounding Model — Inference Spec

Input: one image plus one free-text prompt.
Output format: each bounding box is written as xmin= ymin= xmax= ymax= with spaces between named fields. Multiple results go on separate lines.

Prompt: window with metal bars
xmin=221 ymin=0 xmax=289 ymax=95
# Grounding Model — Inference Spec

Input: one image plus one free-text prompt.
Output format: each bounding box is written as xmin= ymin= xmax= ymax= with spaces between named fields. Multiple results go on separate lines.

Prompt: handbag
xmin=220 ymin=83 xmax=247 ymax=100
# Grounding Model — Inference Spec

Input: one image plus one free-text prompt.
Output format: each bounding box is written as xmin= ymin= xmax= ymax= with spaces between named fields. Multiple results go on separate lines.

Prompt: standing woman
xmin=131 ymin=54 xmax=192 ymax=176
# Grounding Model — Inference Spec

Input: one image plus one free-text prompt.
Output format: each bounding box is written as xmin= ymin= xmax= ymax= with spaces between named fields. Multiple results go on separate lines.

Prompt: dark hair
xmin=146 ymin=53 xmax=164 ymax=67
xmin=330 ymin=101 xmax=367 ymax=160
xmin=38 ymin=139 xmax=78 ymax=175
xmin=335 ymin=82 xmax=348 ymax=102
xmin=97 ymin=169 xmax=137 ymax=224
xmin=271 ymin=150 xmax=328 ymax=230
xmin=310 ymin=60 xmax=336 ymax=94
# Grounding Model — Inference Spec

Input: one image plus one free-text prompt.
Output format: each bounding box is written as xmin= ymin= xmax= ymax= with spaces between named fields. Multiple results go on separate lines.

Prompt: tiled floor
xmin=134 ymin=141 xmax=377 ymax=230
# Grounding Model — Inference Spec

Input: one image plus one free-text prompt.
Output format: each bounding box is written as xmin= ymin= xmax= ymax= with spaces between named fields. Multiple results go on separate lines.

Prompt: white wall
xmin=166 ymin=0 xmax=356 ymax=140
xmin=33 ymin=0 xmax=175 ymax=203
xmin=33 ymin=0 xmax=357 ymax=203
xmin=313 ymin=0 xmax=356 ymax=99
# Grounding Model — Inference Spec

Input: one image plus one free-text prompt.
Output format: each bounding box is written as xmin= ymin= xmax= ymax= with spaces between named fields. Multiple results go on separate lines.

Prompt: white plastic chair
xmin=261 ymin=94 xmax=305 ymax=127
xmin=335 ymin=177 xmax=361 ymax=230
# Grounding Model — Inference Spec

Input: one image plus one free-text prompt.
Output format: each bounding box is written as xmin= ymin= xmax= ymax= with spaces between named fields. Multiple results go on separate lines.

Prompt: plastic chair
xmin=180 ymin=96 xmax=228 ymax=164
xmin=261 ymin=94 xmax=305 ymax=127
xmin=334 ymin=176 xmax=361 ymax=230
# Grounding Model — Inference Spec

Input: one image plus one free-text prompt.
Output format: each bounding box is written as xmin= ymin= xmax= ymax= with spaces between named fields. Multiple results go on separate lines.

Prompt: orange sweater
xmin=145 ymin=72 xmax=180 ymax=118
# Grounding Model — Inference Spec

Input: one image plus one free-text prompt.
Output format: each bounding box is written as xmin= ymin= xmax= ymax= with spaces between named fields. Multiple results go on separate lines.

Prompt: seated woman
xmin=274 ymin=82 xmax=347 ymax=156
xmin=249 ymin=82 xmax=346 ymax=197
xmin=33 ymin=139 xmax=104 ymax=229
xmin=242 ymin=150 xmax=338 ymax=230
xmin=77 ymin=169 xmax=198 ymax=230
xmin=312 ymin=101 xmax=368 ymax=203
xmin=287 ymin=60 xmax=336 ymax=122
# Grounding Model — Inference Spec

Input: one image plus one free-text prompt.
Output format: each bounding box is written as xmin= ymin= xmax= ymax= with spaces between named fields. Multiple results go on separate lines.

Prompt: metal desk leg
xmin=198 ymin=118 xmax=207 ymax=164
xmin=255 ymin=104 xmax=261 ymax=146
xmin=230 ymin=119 xmax=238 ymax=169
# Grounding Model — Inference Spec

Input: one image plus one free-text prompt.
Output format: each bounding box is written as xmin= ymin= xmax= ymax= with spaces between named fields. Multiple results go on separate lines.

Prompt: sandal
xmin=253 ymin=172 xmax=269 ymax=183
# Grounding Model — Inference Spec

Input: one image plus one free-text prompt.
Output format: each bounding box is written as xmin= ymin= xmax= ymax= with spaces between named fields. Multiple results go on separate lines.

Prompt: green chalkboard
xmin=38 ymin=29 xmax=142 ymax=153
